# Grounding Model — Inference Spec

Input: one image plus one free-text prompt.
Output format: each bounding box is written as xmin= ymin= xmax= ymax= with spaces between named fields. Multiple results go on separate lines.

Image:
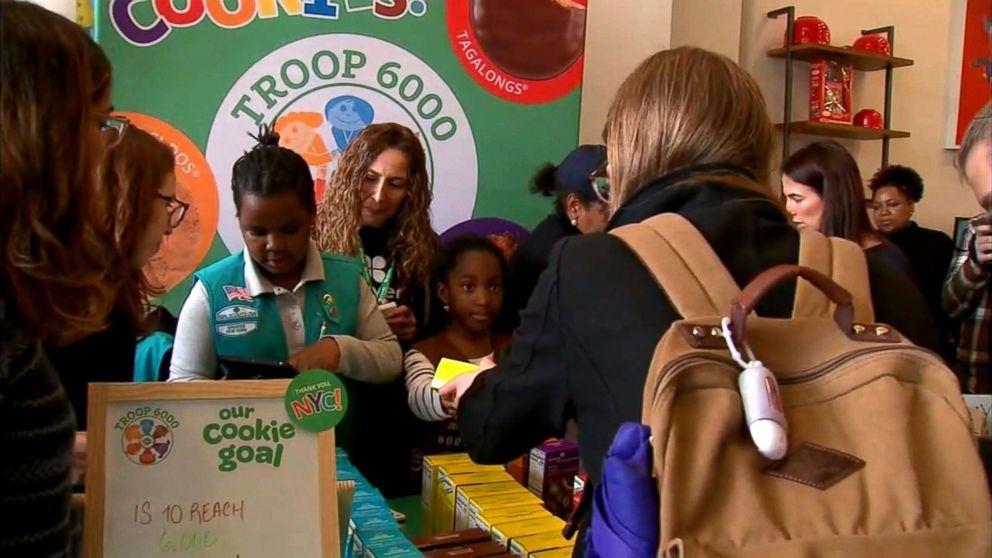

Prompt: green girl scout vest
xmin=195 ymin=250 xmax=363 ymax=453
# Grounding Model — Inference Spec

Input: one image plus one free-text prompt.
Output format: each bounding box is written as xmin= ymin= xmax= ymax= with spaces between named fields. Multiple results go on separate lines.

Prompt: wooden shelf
xmin=776 ymin=121 xmax=911 ymax=140
xmin=767 ymin=44 xmax=914 ymax=71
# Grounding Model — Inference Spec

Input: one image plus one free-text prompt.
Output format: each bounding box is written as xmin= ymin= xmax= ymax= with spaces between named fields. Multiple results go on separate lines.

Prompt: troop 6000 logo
xmin=114 ymin=406 xmax=181 ymax=466
xmin=206 ymin=34 xmax=478 ymax=253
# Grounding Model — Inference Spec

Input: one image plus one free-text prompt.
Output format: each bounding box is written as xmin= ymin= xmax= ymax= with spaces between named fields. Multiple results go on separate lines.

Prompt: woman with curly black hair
xmin=869 ymin=164 xmax=955 ymax=361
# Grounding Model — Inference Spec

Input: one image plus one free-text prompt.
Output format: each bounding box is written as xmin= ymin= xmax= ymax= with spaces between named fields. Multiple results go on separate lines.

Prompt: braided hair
xmin=232 ymin=125 xmax=315 ymax=214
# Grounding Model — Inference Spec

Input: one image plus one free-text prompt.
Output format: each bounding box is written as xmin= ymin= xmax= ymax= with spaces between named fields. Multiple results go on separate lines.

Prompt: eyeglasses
xmin=100 ymin=116 xmax=129 ymax=149
xmin=156 ymin=193 xmax=190 ymax=229
xmin=589 ymin=166 xmax=610 ymax=203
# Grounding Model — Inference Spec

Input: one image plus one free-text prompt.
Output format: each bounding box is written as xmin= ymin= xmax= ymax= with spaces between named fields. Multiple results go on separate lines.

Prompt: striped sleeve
xmin=943 ymin=229 xmax=991 ymax=319
xmin=403 ymin=350 xmax=451 ymax=422
xmin=0 ymin=327 xmax=76 ymax=557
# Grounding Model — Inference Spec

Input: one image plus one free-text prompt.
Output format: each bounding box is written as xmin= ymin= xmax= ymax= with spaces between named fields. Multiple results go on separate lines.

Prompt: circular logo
xmin=118 ymin=112 xmax=220 ymax=291
xmin=284 ymin=370 xmax=349 ymax=433
xmin=206 ymin=34 xmax=479 ymax=254
xmin=446 ymin=0 xmax=587 ymax=104
xmin=122 ymin=417 xmax=174 ymax=466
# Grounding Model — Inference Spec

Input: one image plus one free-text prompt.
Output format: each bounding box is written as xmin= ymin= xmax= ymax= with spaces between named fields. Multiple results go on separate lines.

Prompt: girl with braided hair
xmin=168 ymin=126 xmax=402 ymax=452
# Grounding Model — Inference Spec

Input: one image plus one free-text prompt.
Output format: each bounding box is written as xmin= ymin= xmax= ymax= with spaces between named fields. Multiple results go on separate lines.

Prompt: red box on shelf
xmin=809 ymin=60 xmax=854 ymax=124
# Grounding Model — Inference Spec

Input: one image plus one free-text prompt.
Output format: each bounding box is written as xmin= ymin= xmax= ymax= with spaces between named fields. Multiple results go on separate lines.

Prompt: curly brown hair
xmin=0 ymin=1 xmax=126 ymax=345
xmin=313 ymin=123 xmax=438 ymax=292
xmin=100 ymin=126 xmax=175 ymax=325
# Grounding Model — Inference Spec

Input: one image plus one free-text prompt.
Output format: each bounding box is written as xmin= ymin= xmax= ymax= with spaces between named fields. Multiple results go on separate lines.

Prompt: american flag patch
xmin=222 ymin=285 xmax=253 ymax=302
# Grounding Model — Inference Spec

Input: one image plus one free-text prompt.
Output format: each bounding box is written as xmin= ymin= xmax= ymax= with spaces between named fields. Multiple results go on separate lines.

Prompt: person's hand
xmin=72 ymin=432 xmax=87 ymax=485
xmin=438 ymin=370 xmax=482 ymax=415
xmin=973 ymin=223 xmax=992 ymax=266
xmin=383 ymin=305 xmax=417 ymax=342
xmin=288 ymin=338 xmax=341 ymax=372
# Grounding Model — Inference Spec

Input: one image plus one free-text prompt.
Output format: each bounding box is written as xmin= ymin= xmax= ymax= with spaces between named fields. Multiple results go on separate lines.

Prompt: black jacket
xmin=499 ymin=214 xmax=579 ymax=332
xmin=885 ymin=223 xmax=955 ymax=320
xmin=49 ymin=307 xmax=137 ymax=430
xmin=457 ymin=173 xmax=939 ymax=488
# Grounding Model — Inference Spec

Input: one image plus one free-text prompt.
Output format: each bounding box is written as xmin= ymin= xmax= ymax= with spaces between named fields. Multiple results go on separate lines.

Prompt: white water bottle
xmin=738 ymin=360 xmax=788 ymax=460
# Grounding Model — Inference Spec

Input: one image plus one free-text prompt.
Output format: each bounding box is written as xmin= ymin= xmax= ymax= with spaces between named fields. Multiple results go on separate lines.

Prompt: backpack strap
xmin=794 ymin=228 xmax=875 ymax=323
xmin=611 ymin=214 xmax=740 ymax=320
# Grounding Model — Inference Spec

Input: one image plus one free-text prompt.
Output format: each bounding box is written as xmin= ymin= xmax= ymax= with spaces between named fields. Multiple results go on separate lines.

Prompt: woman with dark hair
xmin=501 ymin=145 xmax=608 ymax=330
xmin=868 ymin=165 xmax=955 ymax=361
xmin=0 ymin=2 xmax=128 ymax=554
xmin=781 ymin=140 xmax=909 ymax=273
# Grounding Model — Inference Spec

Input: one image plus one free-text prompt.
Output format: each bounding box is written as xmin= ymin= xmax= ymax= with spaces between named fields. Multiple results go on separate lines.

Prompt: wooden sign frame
xmin=83 ymin=381 xmax=339 ymax=558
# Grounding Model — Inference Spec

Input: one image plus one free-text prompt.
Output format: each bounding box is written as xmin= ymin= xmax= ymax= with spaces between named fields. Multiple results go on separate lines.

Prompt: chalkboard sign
xmin=84 ymin=381 xmax=339 ymax=558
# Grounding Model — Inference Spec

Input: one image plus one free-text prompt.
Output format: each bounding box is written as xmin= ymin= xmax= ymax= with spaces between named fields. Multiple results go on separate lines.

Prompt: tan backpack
xmin=611 ymin=214 xmax=991 ymax=558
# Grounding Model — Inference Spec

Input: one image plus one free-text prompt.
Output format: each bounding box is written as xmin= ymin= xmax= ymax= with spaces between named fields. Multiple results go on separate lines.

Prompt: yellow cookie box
xmin=436 ymin=470 xmax=514 ymax=533
xmin=464 ymin=491 xmax=542 ymax=531
xmin=530 ymin=548 xmax=575 ymax=558
xmin=490 ymin=516 xmax=566 ymax=550
xmin=475 ymin=507 xmax=554 ymax=533
xmin=454 ymin=482 xmax=534 ymax=530
xmin=508 ymin=531 xmax=574 ymax=557
xmin=422 ymin=456 xmax=501 ymax=534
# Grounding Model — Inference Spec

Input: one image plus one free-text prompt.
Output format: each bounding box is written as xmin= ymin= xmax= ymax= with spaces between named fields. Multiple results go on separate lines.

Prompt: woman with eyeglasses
xmin=50 ymin=125 xmax=186 ymax=433
xmin=0 ymin=2 xmax=131 ymax=555
xmin=499 ymin=145 xmax=608 ymax=332
xmin=439 ymin=48 xmax=938 ymax=557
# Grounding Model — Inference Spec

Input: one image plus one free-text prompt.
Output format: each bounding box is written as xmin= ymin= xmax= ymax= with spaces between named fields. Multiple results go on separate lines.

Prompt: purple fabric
xmin=586 ymin=423 xmax=659 ymax=558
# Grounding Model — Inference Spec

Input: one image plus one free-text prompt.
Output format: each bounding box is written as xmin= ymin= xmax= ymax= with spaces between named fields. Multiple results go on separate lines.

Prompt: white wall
xmin=740 ymin=0 xmax=977 ymax=233
xmin=671 ymin=0 xmax=744 ymax=62
xmin=579 ymin=0 xmax=674 ymax=144
xmin=27 ymin=0 xmax=75 ymax=20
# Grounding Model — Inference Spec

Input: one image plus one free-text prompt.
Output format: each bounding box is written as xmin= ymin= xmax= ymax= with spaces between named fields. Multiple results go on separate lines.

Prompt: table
xmin=388 ymin=495 xmax=424 ymax=538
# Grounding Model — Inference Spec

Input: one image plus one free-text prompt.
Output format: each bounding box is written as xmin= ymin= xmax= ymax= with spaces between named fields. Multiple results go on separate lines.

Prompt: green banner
xmin=96 ymin=0 xmax=588 ymax=311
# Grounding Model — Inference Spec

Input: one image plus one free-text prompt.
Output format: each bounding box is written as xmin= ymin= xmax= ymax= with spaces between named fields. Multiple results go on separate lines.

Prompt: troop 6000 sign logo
xmin=206 ymin=34 xmax=478 ymax=253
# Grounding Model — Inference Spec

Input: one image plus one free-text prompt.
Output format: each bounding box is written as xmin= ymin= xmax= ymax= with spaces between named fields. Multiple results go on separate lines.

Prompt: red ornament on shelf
xmin=854 ymin=109 xmax=884 ymax=129
xmin=787 ymin=16 xmax=831 ymax=46
xmin=852 ymin=34 xmax=891 ymax=56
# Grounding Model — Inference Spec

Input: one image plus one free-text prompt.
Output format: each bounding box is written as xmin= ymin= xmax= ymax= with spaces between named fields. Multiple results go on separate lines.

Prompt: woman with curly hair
xmin=314 ymin=122 xmax=440 ymax=342
xmin=869 ymin=164 xmax=955 ymax=361
xmin=1 ymin=2 xmax=128 ymax=554
xmin=313 ymin=122 xmax=439 ymax=496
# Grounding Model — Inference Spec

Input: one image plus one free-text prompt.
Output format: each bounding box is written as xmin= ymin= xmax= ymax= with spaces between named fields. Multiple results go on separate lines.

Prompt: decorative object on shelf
xmin=851 ymin=34 xmax=891 ymax=56
xmin=768 ymin=5 xmax=913 ymax=167
xmin=945 ymin=0 xmax=991 ymax=147
xmin=853 ymin=109 xmax=884 ymax=129
xmin=788 ymin=16 xmax=831 ymax=46
xmin=809 ymin=60 xmax=854 ymax=124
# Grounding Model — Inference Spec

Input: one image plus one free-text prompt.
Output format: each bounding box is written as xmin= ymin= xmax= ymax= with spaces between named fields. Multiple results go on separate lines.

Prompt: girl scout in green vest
xmin=168 ymin=127 xmax=403 ymax=446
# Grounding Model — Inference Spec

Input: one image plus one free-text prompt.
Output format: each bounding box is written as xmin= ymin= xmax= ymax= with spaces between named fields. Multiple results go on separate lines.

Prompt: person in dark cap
xmin=498 ymin=145 xmax=608 ymax=332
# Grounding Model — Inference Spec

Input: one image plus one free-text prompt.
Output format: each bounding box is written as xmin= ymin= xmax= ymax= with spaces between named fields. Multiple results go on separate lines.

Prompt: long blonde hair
xmin=603 ymin=47 xmax=777 ymax=213
xmin=313 ymin=123 xmax=438 ymax=291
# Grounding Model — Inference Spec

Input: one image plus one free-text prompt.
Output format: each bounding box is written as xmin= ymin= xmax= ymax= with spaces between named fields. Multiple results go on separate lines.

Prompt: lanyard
xmin=357 ymin=240 xmax=396 ymax=305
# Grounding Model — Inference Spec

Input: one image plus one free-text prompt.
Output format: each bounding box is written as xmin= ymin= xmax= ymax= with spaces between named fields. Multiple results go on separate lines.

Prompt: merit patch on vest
xmin=216 ymin=305 xmax=259 ymax=322
xmin=217 ymin=322 xmax=258 ymax=337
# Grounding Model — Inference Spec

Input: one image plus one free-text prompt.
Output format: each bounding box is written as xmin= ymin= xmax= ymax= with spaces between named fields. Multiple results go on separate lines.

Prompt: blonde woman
xmin=441 ymin=47 xmax=938 ymax=555
xmin=313 ymin=122 xmax=439 ymax=497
